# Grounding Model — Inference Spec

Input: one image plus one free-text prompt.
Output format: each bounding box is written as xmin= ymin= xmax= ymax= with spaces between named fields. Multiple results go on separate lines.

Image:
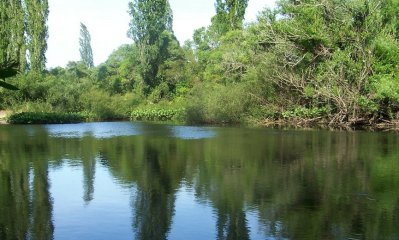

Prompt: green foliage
xmin=147 ymin=82 xmax=171 ymax=103
xmin=235 ymin=0 xmax=399 ymax=125
xmin=7 ymin=112 xmax=85 ymax=124
xmin=78 ymin=88 xmax=133 ymax=120
xmin=11 ymin=100 xmax=53 ymax=113
xmin=186 ymin=83 xmax=250 ymax=124
xmin=211 ymin=0 xmax=249 ymax=37
xmin=2 ymin=0 xmax=399 ymax=127
xmin=0 ymin=60 xmax=19 ymax=79
xmin=373 ymin=76 xmax=399 ymax=103
xmin=25 ymin=0 xmax=49 ymax=72
xmin=128 ymin=0 xmax=177 ymax=90
xmin=0 ymin=80 xmax=19 ymax=90
xmin=0 ymin=0 xmax=25 ymax=69
xmin=203 ymin=30 xmax=255 ymax=84
xmin=131 ymin=108 xmax=185 ymax=122
xmin=282 ymin=107 xmax=330 ymax=119
xmin=1 ymin=0 xmax=48 ymax=73
xmin=0 ymin=60 xmax=19 ymax=90
xmin=94 ymin=44 xmax=139 ymax=94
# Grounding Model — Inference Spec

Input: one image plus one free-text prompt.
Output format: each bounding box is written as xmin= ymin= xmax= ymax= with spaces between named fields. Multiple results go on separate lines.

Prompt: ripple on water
xmin=170 ymin=126 xmax=216 ymax=140
xmin=45 ymin=122 xmax=141 ymax=139
xmin=44 ymin=122 xmax=217 ymax=140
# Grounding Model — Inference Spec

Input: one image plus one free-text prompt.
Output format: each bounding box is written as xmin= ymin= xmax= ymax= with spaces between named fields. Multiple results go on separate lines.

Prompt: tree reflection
xmin=82 ymin=155 xmax=96 ymax=203
xmin=1 ymin=124 xmax=399 ymax=239
xmin=132 ymin=144 xmax=176 ymax=240
xmin=0 ymin=163 xmax=30 ymax=239
xmin=94 ymin=123 xmax=186 ymax=240
xmin=216 ymin=208 xmax=249 ymax=240
xmin=0 ymin=126 xmax=53 ymax=240
xmin=32 ymin=160 xmax=54 ymax=240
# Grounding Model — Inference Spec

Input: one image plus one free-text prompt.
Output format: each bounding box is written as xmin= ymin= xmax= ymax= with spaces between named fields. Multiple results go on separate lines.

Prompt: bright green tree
xmin=0 ymin=0 xmax=25 ymax=89
xmin=128 ymin=0 xmax=174 ymax=91
xmin=79 ymin=23 xmax=94 ymax=68
xmin=0 ymin=0 xmax=25 ymax=70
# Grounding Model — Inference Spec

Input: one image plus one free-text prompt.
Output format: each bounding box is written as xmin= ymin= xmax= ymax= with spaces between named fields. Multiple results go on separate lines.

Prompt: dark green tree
xmin=79 ymin=23 xmax=94 ymax=68
xmin=127 ymin=0 xmax=174 ymax=91
xmin=98 ymin=44 xmax=140 ymax=94
xmin=0 ymin=61 xmax=19 ymax=90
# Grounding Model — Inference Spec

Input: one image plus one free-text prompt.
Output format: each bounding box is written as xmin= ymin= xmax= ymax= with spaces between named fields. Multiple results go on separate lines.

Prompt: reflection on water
xmin=45 ymin=122 xmax=142 ymax=139
xmin=1 ymin=122 xmax=399 ymax=239
xmin=170 ymin=126 xmax=216 ymax=139
xmin=45 ymin=122 xmax=216 ymax=140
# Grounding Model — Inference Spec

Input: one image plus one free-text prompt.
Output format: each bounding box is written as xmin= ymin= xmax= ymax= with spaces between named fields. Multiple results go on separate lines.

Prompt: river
xmin=0 ymin=122 xmax=398 ymax=239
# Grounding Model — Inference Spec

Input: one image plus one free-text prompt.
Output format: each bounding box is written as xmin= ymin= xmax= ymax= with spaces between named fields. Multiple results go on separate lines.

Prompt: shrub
xmin=131 ymin=108 xmax=185 ymax=122
xmin=282 ymin=107 xmax=330 ymax=119
xmin=78 ymin=88 xmax=133 ymax=120
xmin=7 ymin=112 xmax=85 ymax=124
xmin=185 ymin=83 xmax=250 ymax=124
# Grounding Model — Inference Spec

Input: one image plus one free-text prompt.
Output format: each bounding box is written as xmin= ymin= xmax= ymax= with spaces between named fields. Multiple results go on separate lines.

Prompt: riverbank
xmin=2 ymin=109 xmax=399 ymax=131
xmin=258 ymin=118 xmax=399 ymax=131
xmin=2 ymin=111 xmax=131 ymax=124
xmin=4 ymin=112 xmax=86 ymax=124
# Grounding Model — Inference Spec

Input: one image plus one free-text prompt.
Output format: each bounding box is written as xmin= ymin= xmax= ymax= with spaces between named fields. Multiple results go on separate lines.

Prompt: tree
xmin=79 ymin=23 xmax=94 ymax=68
xmin=128 ymin=0 xmax=174 ymax=91
xmin=26 ymin=0 xmax=49 ymax=72
xmin=0 ymin=0 xmax=26 ymax=71
xmin=99 ymin=44 xmax=140 ymax=94
xmin=211 ymin=0 xmax=249 ymax=37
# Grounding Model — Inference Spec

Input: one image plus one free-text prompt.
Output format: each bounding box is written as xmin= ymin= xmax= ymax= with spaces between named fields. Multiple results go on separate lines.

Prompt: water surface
xmin=0 ymin=122 xmax=398 ymax=239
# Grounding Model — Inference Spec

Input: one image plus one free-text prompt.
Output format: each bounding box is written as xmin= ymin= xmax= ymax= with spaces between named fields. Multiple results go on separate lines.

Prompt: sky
xmin=46 ymin=0 xmax=276 ymax=68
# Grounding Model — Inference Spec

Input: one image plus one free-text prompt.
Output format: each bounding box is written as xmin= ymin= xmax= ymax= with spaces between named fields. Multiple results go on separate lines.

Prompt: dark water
xmin=0 ymin=122 xmax=399 ymax=240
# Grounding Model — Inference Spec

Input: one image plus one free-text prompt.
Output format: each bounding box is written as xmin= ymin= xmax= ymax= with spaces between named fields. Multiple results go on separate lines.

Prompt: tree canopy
xmin=211 ymin=0 xmax=249 ymax=36
xmin=26 ymin=0 xmax=49 ymax=72
xmin=128 ymin=0 xmax=177 ymax=91
xmin=1 ymin=0 xmax=399 ymax=128
xmin=0 ymin=0 xmax=49 ymax=73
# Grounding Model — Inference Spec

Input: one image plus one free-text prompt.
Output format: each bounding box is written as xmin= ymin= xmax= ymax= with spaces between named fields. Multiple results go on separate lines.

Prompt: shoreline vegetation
xmin=2 ymin=0 xmax=399 ymax=132
xmin=1 ymin=109 xmax=399 ymax=131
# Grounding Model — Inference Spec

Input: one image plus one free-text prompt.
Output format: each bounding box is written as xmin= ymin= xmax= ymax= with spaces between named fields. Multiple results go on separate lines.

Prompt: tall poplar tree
xmin=128 ymin=0 xmax=174 ymax=90
xmin=211 ymin=0 xmax=249 ymax=36
xmin=0 ymin=1 xmax=11 ymax=65
xmin=0 ymin=0 xmax=24 ymax=89
xmin=79 ymin=23 xmax=94 ymax=68
xmin=0 ymin=0 xmax=25 ymax=68
xmin=26 ymin=0 xmax=49 ymax=72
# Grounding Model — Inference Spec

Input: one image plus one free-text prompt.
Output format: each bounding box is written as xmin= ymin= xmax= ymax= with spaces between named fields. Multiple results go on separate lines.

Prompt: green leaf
xmin=0 ymin=61 xmax=19 ymax=79
xmin=0 ymin=80 xmax=19 ymax=90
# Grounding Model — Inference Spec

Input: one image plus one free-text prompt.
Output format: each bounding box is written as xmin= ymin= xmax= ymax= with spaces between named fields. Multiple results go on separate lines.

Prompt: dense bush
xmin=282 ymin=107 xmax=331 ymax=119
xmin=131 ymin=107 xmax=185 ymax=122
xmin=185 ymin=83 xmax=251 ymax=124
xmin=78 ymin=88 xmax=133 ymax=120
xmin=2 ymin=0 xmax=399 ymax=128
xmin=7 ymin=112 xmax=86 ymax=124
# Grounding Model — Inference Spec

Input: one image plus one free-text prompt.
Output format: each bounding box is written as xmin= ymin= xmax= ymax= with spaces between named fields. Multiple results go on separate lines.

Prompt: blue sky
xmin=46 ymin=0 xmax=276 ymax=68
